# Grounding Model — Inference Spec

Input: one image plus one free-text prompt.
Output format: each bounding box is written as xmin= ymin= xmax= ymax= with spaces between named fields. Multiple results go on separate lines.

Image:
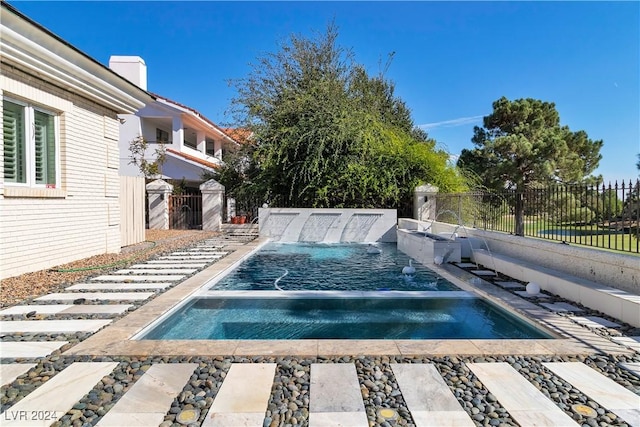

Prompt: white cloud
xmin=418 ymin=115 xmax=484 ymax=130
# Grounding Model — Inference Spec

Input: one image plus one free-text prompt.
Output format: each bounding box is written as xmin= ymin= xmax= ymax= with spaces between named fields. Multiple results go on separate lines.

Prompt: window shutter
xmin=2 ymin=101 xmax=26 ymax=183
xmin=34 ymin=110 xmax=56 ymax=185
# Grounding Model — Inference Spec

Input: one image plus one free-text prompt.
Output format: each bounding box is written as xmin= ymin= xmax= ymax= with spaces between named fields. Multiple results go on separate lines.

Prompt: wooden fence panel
xmin=120 ymin=176 xmax=146 ymax=247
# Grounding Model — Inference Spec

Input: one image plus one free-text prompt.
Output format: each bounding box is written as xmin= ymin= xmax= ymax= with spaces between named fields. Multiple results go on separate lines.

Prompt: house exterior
xmin=109 ymin=56 xmax=238 ymax=188
xmin=0 ymin=2 xmax=153 ymax=279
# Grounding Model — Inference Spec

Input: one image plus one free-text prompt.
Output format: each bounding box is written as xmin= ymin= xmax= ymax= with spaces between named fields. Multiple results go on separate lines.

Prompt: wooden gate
xmin=169 ymin=194 xmax=202 ymax=229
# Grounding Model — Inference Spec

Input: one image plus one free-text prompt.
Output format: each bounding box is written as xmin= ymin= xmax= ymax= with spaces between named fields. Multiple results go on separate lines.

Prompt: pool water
xmin=211 ymin=242 xmax=459 ymax=291
xmin=142 ymin=296 xmax=551 ymax=340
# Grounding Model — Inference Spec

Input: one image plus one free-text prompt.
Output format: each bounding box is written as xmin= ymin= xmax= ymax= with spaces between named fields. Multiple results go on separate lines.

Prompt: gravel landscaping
xmin=0 ymin=230 xmax=219 ymax=308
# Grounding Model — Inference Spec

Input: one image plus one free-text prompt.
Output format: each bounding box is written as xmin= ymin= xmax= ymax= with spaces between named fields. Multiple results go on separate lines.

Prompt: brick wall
xmin=0 ymin=63 xmax=124 ymax=279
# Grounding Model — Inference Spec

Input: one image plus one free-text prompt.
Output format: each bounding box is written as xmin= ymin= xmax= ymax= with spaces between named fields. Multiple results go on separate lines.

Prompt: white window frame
xmin=3 ymin=98 xmax=60 ymax=188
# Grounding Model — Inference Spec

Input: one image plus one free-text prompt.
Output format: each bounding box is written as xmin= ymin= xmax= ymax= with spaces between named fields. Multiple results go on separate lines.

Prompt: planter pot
xmin=231 ymin=216 xmax=239 ymax=224
xmin=239 ymin=216 xmax=247 ymax=224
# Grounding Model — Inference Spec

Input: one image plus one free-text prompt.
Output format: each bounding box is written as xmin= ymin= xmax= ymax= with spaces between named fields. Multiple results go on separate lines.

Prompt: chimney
xmin=109 ymin=56 xmax=147 ymax=90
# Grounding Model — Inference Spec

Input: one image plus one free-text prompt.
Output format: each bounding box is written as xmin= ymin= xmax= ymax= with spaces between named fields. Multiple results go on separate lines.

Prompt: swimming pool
xmin=142 ymin=293 xmax=551 ymax=340
xmin=210 ymin=242 xmax=459 ymax=291
xmin=137 ymin=242 xmax=552 ymax=340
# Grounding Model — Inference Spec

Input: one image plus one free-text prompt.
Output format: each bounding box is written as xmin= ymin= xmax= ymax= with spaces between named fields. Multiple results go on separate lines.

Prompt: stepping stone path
xmin=2 ymin=360 xmax=638 ymax=427
xmin=513 ymin=290 xmax=550 ymax=299
xmin=97 ymin=363 xmax=198 ymax=427
xmin=540 ymin=302 xmax=585 ymax=313
xmin=612 ymin=336 xmax=640 ymax=352
xmin=1 ymin=239 xmax=233 ymax=364
xmin=202 ymin=363 xmax=276 ymax=426
xmin=309 ymin=363 xmax=369 ymax=427
xmin=392 ymin=363 xmax=474 ymax=426
xmin=467 ymin=362 xmax=579 ymax=426
xmin=494 ymin=281 xmax=525 ymax=290
xmin=0 ymin=362 xmax=118 ymax=426
xmin=1 ymin=342 xmax=69 ymax=359
xmin=569 ymin=316 xmax=621 ymax=329
xmin=544 ymin=362 xmax=640 ymax=426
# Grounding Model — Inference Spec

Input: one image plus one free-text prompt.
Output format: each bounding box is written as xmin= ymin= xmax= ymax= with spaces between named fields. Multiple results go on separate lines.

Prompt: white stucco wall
xmin=0 ymin=67 xmax=123 ymax=279
xmin=414 ymin=219 xmax=639 ymax=295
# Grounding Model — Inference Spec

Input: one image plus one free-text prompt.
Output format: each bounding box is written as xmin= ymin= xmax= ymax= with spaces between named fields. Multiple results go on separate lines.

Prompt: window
xmin=156 ymin=128 xmax=169 ymax=144
xmin=3 ymin=99 xmax=58 ymax=187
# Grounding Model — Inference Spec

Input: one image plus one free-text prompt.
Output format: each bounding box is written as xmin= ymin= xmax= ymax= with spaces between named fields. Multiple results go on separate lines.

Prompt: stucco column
xmin=200 ymin=179 xmax=225 ymax=231
xmin=414 ymin=184 xmax=438 ymax=221
xmin=147 ymin=179 xmax=173 ymax=230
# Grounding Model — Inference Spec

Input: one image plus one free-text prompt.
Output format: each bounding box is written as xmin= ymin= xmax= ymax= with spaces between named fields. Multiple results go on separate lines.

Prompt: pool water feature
xmin=210 ymin=242 xmax=459 ymax=292
xmin=142 ymin=294 xmax=551 ymax=340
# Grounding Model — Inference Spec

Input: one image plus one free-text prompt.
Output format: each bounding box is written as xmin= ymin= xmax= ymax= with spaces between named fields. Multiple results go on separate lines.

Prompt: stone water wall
xmin=258 ymin=208 xmax=397 ymax=242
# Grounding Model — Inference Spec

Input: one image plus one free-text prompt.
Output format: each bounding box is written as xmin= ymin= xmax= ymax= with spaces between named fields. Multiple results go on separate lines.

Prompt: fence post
xmin=414 ymin=184 xmax=439 ymax=221
xmin=200 ymin=179 xmax=225 ymax=231
xmin=146 ymin=179 xmax=173 ymax=230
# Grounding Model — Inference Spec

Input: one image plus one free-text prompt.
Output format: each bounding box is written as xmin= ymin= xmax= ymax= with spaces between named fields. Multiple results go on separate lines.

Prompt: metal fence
xmin=169 ymin=194 xmax=202 ymax=229
xmin=433 ymin=180 xmax=640 ymax=254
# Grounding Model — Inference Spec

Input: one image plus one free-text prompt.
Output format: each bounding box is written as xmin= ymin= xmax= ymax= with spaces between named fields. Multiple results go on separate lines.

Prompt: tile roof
xmin=166 ymin=148 xmax=220 ymax=170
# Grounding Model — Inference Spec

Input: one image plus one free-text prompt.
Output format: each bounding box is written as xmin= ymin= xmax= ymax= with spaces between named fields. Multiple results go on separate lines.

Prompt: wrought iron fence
xmin=169 ymin=194 xmax=202 ymax=229
xmin=433 ymin=180 xmax=640 ymax=254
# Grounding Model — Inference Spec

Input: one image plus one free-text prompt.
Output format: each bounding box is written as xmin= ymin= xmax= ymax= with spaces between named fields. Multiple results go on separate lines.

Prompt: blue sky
xmin=11 ymin=1 xmax=640 ymax=183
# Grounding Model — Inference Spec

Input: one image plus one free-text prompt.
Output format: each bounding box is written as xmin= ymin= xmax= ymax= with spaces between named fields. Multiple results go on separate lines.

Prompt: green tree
xmin=457 ymin=97 xmax=603 ymax=234
xmin=228 ymin=23 xmax=465 ymax=211
xmin=128 ymin=136 xmax=166 ymax=180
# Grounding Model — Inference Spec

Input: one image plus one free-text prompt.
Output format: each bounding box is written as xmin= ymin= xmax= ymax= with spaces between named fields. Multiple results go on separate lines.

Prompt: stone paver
xmin=392 ymin=364 xmax=474 ymax=426
xmin=146 ymin=259 xmax=209 ymax=264
xmin=115 ymin=268 xmax=198 ymax=275
xmin=0 ymin=319 xmax=112 ymax=334
xmin=66 ymin=282 xmax=171 ymax=291
xmin=202 ymin=363 xmax=276 ymax=427
xmin=619 ymin=362 xmax=640 ymax=379
xmin=0 ymin=364 xmax=36 ymax=386
xmin=91 ymin=275 xmax=185 ymax=282
xmin=470 ymin=270 xmax=497 ymax=276
xmin=493 ymin=281 xmax=525 ymax=289
xmin=544 ymin=362 xmax=640 ymax=426
xmin=513 ymin=290 xmax=550 ymax=299
xmin=129 ymin=263 xmax=206 ymax=269
xmin=569 ymin=316 xmax=621 ymax=329
xmin=36 ymin=292 xmax=154 ymax=302
xmin=0 ymin=304 xmax=133 ymax=316
xmin=1 ymin=341 xmax=69 ymax=359
xmin=97 ymin=363 xmax=198 ymax=427
xmin=612 ymin=336 xmax=640 ymax=352
xmin=467 ymin=362 xmax=578 ymax=426
xmin=540 ymin=302 xmax=584 ymax=313
xmin=309 ymin=363 xmax=368 ymax=427
xmin=0 ymin=362 xmax=118 ymax=426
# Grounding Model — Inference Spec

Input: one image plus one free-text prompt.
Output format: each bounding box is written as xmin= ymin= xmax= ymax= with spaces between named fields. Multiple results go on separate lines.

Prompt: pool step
xmin=392 ymin=364 xmax=474 ymax=426
xmin=544 ymin=362 xmax=640 ymax=426
xmin=96 ymin=363 xmax=198 ymax=427
xmin=202 ymin=363 xmax=277 ymax=426
xmin=309 ymin=363 xmax=369 ymax=427
xmin=467 ymin=362 xmax=579 ymax=426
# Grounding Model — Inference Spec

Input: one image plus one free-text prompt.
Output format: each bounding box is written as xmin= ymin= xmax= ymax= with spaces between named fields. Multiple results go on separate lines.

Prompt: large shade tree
xmin=225 ymin=23 xmax=465 ymax=212
xmin=457 ymin=96 xmax=603 ymax=234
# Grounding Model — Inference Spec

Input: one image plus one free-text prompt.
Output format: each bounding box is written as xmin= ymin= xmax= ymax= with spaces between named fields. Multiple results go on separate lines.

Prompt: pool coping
xmin=64 ymin=238 xmax=635 ymax=358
